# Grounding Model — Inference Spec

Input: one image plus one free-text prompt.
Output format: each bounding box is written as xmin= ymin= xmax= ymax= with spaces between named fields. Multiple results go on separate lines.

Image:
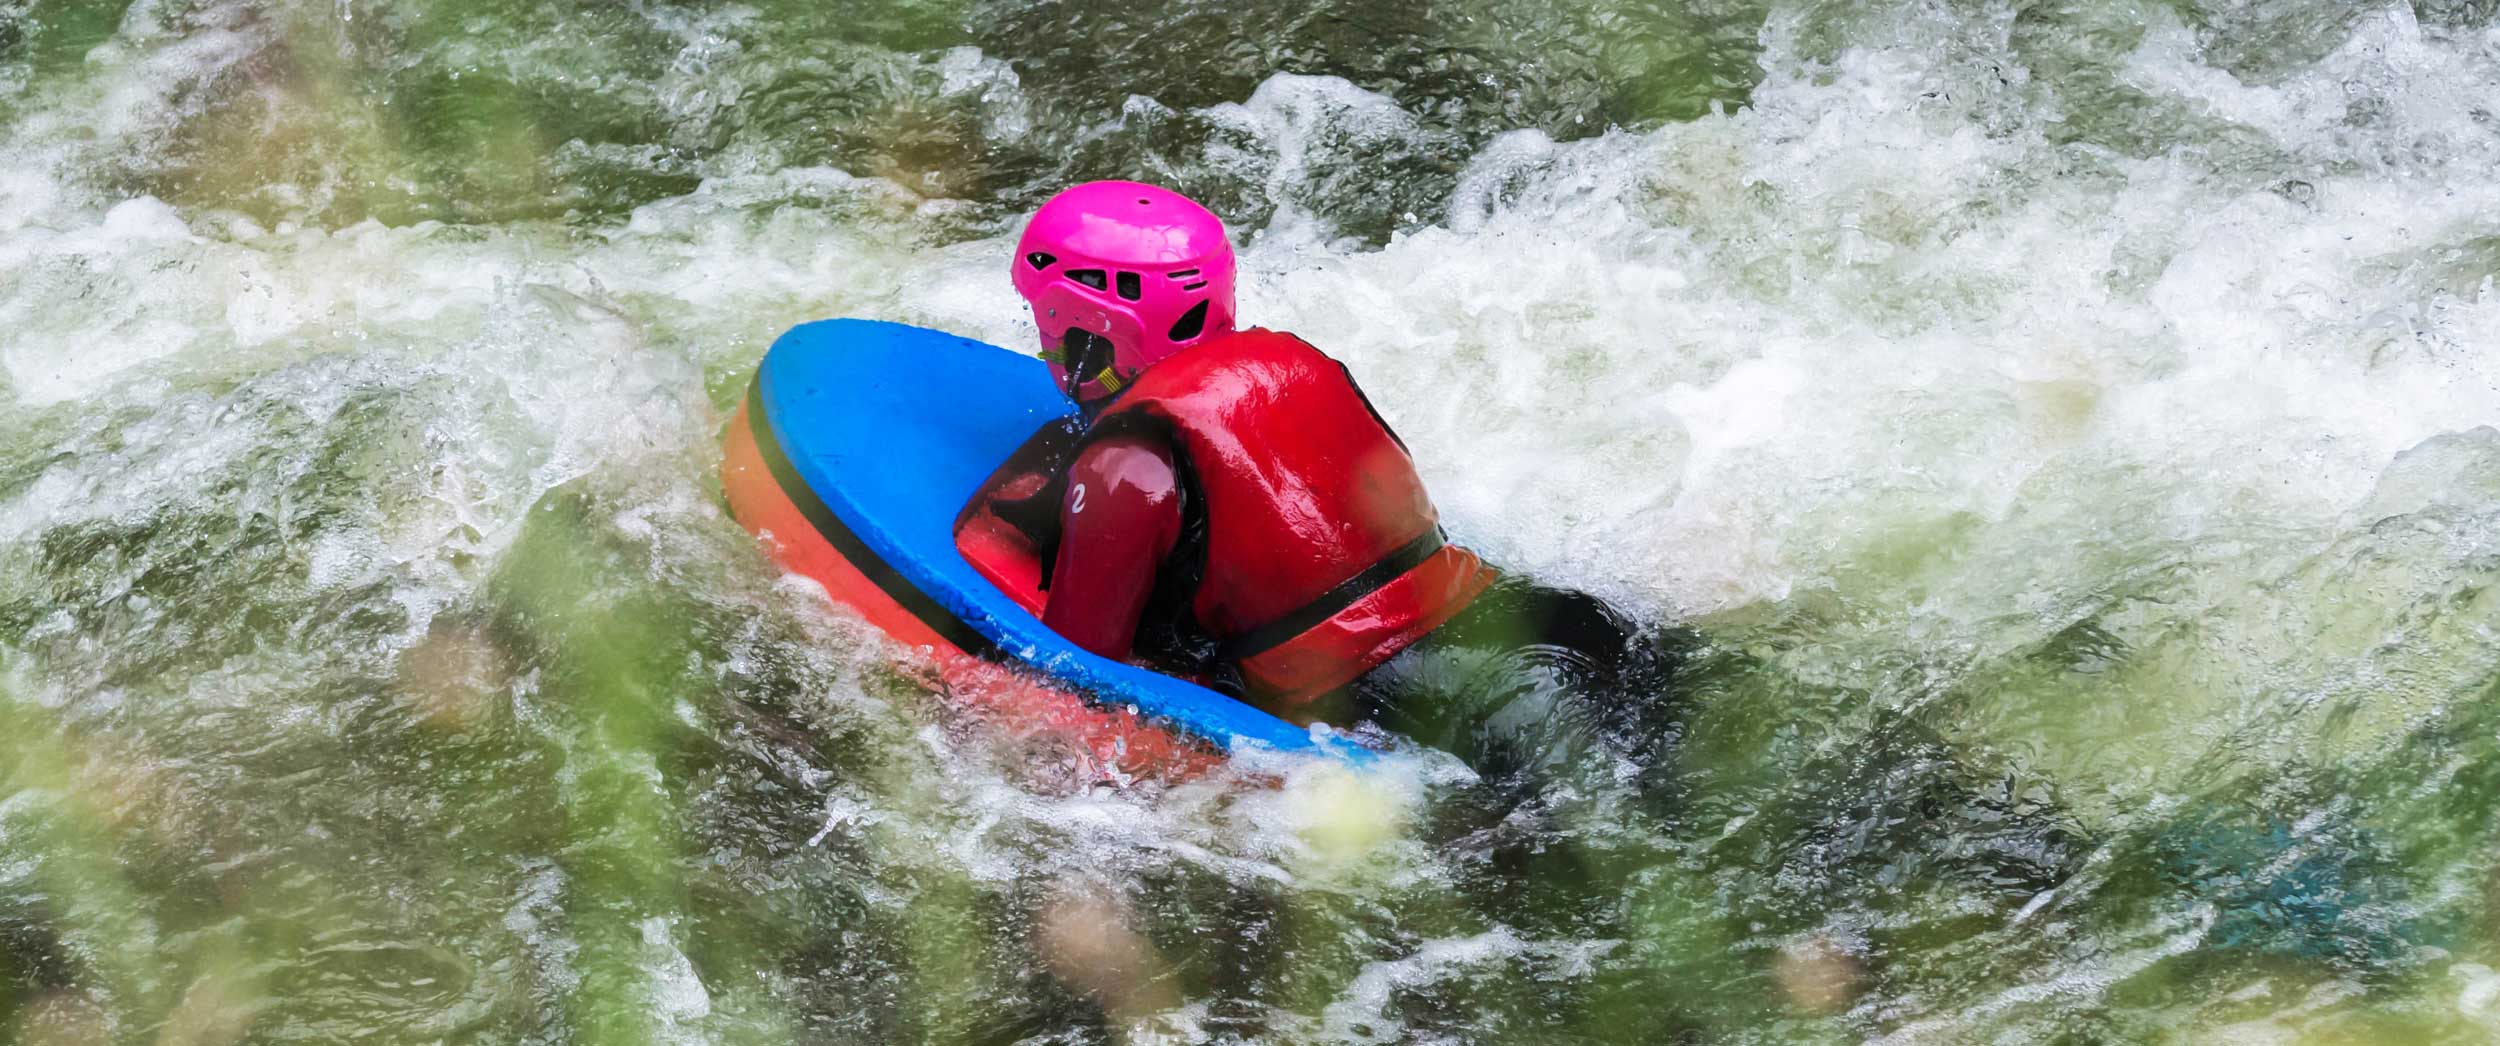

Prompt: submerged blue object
xmin=751 ymin=318 xmax=1365 ymax=762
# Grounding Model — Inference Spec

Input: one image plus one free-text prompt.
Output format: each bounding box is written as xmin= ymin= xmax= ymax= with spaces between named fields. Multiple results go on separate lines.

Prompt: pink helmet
xmin=1011 ymin=181 xmax=1238 ymax=401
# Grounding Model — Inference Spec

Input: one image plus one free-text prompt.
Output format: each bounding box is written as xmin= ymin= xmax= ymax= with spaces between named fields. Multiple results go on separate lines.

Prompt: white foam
xmin=7 ymin=2 xmax=2500 ymax=1038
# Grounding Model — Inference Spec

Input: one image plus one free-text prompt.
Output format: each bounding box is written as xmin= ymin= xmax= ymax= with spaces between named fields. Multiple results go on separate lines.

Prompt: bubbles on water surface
xmin=3 ymin=0 xmax=2500 ymax=1041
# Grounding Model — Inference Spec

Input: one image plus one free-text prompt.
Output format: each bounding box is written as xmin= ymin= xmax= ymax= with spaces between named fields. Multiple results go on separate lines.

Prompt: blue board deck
xmin=751 ymin=318 xmax=1362 ymax=762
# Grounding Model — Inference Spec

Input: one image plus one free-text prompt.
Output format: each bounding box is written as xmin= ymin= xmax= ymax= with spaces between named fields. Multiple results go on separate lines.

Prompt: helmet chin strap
xmin=1063 ymin=328 xmax=1116 ymax=404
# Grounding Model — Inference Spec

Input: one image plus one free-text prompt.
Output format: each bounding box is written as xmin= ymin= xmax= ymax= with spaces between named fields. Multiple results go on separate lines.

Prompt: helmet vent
xmin=1025 ymin=251 xmax=1055 ymax=270
xmin=1181 ymin=281 xmax=1207 ymax=291
xmin=1167 ymin=268 xmax=1200 ymax=279
xmin=1115 ymin=272 xmax=1142 ymax=301
xmin=1068 ymin=269 xmax=1107 ymax=291
xmin=1168 ymin=301 xmax=1209 ymax=342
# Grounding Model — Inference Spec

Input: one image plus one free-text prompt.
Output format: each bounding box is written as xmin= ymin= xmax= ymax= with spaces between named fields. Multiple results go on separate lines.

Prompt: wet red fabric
xmin=952 ymin=420 xmax=1083 ymax=617
xmin=1232 ymin=543 xmax=1493 ymax=705
xmin=1085 ymin=328 xmax=1495 ymax=707
xmin=1040 ymin=434 xmax=1183 ymax=661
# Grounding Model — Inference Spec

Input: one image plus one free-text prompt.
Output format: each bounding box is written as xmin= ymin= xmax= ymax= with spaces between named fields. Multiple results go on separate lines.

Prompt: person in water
xmin=957 ymin=181 xmax=1680 ymax=784
xmin=960 ymin=188 xmax=2209 ymax=1009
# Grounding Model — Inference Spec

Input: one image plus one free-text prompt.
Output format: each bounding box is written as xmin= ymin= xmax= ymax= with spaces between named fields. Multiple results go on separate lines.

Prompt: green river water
xmin=4 ymin=0 xmax=2500 ymax=1041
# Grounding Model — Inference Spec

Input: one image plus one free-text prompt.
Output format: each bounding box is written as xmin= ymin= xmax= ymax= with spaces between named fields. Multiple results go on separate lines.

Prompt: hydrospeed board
xmin=721 ymin=319 xmax=1364 ymax=775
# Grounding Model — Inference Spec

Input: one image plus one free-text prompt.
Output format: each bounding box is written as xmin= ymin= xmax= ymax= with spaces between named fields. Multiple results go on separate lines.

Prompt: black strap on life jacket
xmin=1213 ymin=527 xmax=1448 ymax=662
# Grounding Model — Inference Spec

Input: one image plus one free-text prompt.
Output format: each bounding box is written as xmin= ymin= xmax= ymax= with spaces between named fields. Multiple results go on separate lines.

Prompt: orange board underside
xmin=721 ymin=400 xmax=1222 ymax=780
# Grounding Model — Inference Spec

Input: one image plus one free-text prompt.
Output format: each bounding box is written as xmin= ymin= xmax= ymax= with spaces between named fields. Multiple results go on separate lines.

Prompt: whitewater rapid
xmin=4 ymin=0 xmax=2500 ymax=1040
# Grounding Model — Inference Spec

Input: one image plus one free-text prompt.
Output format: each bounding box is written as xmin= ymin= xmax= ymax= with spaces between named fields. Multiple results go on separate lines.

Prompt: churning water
xmin=4 ymin=0 xmax=2500 ymax=1041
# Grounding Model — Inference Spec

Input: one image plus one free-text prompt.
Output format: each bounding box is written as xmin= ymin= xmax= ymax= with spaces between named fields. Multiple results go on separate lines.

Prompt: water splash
xmin=3 ymin=0 xmax=2499 ymax=1041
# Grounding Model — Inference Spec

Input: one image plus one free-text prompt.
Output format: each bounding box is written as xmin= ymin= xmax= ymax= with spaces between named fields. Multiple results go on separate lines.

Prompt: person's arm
xmin=1041 ymin=434 xmax=1183 ymax=661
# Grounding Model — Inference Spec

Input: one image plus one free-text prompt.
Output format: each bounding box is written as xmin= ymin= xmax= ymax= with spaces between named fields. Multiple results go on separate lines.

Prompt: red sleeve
xmin=1041 ymin=434 xmax=1183 ymax=661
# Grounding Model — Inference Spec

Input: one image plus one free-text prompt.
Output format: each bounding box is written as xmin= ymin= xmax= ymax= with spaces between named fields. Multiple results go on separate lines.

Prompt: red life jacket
xmin=1087 ymin=328 xmax=1496 ymax=707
